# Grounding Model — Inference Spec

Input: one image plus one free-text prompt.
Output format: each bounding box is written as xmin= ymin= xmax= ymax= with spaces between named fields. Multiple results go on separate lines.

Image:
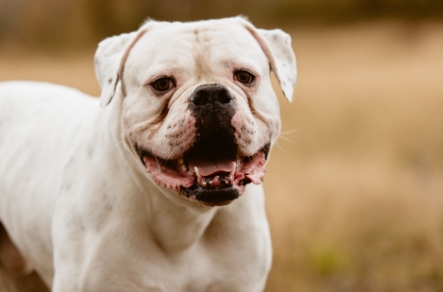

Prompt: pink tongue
xmin=188 ymin=160 xmax=236 ymax=176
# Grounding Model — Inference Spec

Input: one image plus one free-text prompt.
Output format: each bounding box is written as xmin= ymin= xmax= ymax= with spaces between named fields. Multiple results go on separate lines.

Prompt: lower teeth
xmin=199 ymin=177 xmax=232 ymax=188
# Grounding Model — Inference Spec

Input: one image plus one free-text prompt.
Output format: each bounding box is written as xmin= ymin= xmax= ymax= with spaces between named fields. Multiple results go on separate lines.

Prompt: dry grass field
xmin=1 ymin=21 xmax=443 ymax=291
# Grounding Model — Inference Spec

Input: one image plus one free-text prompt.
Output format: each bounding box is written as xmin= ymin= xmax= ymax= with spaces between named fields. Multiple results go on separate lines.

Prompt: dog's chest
xmin=80 ymin=227 xmax=269 ymax=292
xmin=143 ymin=250 xmax=249 ymax=291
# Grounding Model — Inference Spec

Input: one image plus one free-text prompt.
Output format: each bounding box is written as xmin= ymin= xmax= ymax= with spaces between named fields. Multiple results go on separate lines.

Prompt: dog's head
xmin=94 ymin=17 xmax=296 ymax=206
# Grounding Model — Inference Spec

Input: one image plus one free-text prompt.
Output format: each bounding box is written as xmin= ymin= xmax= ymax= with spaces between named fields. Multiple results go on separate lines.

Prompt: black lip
xmin=180 ymin=184 xmax=240 ymax=203
xmin=262 ymin=143 xmax=270 ymax=160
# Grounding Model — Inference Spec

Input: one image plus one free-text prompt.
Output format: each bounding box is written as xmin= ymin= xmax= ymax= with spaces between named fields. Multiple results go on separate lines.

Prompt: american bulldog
xmin=0 ymin=17 xmax=296 ymax=292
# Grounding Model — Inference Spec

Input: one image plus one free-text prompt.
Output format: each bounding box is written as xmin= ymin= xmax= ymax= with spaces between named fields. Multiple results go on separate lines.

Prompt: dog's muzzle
xmin=182 ymin=84 xmax=239 ymax=205
xmin=139 ymin=83 xmax=269 ymax=207
xmin=187 ymin=83 xmax=237 ymax=162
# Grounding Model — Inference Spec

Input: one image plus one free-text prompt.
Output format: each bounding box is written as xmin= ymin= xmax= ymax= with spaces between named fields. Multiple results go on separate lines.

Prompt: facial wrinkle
xmin=192 ymin=28 xmax=211 ymax=81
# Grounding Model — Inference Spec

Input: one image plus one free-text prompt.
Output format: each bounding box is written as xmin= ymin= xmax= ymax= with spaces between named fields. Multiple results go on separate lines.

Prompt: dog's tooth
xmin=194 ymin=166 xmax=201 ymax=179
xmin=202 ymin=181 xmax=207 ymax=187
xmin=181 ymin=164 xmax=188 ymax=172
xmin=187 ymin=170 xmax=194 ymax=175
xmin=208 ymin=180 xmax=213 ymax=187
xmin=231 ymin=162 xmax=237 ymax=176
xmin=178 ymin=158 xmax=184 ymax=165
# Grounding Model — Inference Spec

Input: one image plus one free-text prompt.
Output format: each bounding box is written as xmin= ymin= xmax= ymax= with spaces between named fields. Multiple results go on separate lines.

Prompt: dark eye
xmin=234 ymin=71 xmax=255 ymax=84
xmin=152 ymin=77 xmax=174 ymax=92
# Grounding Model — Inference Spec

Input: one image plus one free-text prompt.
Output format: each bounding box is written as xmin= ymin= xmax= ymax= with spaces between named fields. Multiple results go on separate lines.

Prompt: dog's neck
xmin=125 ymin=156 xmax=219 ymax=253
xmin=101 ymin=95 xmax=219 ymax=253
xmin=147 ymin=190 xmax=219 ymax=252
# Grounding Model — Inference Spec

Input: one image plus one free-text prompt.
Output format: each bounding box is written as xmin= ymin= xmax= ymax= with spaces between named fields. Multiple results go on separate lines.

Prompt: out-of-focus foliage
xmin=0 ymin=0 xmax=442 ymax=48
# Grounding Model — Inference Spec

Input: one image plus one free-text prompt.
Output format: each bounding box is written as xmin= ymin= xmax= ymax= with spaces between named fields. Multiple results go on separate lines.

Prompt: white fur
xmin=0 ymin=17 xmax=296 ymax=291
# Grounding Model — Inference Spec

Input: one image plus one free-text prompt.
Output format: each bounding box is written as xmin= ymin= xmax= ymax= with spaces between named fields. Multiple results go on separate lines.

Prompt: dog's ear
xmin=255 ymin=28 xmax=297 ymax=102
xmin=94 ymin=28 xmax=149 ymax=107
xmin=239 ymin=19 xmax=297 ymax=102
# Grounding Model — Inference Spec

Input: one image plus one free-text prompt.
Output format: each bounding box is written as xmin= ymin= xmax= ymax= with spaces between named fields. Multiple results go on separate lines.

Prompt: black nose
xmin=190 ymin=83 xmax=232 ymax=107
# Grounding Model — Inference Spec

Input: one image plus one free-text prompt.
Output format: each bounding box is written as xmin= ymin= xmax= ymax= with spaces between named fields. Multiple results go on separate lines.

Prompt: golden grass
xmin=265 ymin=21 xmax=443 ymax=292
xmin=1 ymin=20 xmax=443 ymax=292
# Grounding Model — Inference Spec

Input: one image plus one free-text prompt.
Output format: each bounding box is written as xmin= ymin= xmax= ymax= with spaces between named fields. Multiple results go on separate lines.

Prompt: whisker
xmin=165 ymin=150 xmax=174 ymax=162
xmin=92 ymin=140 xmax=126 ymax=164
xmin=278 ymin=136 xmax=298 ymax=145
xmin=275 ymin=140 xmax=287 ymax=154
xmin=280 ymin=128 xmax=302 ymax=136
xmin=105 ymin=139 xmax=125 ymax=153
xmin=155 ymin=156 xmax=162 ymax=170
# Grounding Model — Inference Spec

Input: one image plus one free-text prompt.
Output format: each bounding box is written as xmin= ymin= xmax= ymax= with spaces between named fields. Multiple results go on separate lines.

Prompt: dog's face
xmin=94 ymin=17 xmax=296 ymax=206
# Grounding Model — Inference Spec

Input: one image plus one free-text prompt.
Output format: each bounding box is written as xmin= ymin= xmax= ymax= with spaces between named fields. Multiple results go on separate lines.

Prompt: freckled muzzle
xmin=140 ymin=83 xmax=269 ymax=207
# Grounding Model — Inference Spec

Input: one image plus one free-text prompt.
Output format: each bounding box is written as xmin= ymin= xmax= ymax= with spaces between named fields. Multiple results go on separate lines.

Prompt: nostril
xmin=217 ymin=93 xmax=231 ymax=104
xmin=191 ymin=94 xmax=208 ymax=106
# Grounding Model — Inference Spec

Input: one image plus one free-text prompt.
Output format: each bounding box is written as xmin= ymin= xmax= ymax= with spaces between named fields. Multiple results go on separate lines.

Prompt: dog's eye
xmin=234 ymin=71 xmax=255 ymax=84
xmin=152 ymin=78 xmax=173 ymax=92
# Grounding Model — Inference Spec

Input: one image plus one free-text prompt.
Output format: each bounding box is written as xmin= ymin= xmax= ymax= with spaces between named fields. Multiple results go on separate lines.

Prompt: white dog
xmin=0 ymin=17 xmax=296 ymax=292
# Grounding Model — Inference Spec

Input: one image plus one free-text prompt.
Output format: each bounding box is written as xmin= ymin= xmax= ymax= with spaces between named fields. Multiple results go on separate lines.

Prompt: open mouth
xmin=138 ymin=143 xmax=270 ymax=206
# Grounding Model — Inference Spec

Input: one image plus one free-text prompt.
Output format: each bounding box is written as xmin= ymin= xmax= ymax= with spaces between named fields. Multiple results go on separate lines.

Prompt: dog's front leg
xmin=50 ymin=189 xmax=161 ymax=292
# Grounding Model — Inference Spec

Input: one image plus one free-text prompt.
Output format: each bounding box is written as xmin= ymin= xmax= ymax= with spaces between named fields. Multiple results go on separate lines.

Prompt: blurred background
xmin=1 ymin=0 xmax=443 ymax=291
